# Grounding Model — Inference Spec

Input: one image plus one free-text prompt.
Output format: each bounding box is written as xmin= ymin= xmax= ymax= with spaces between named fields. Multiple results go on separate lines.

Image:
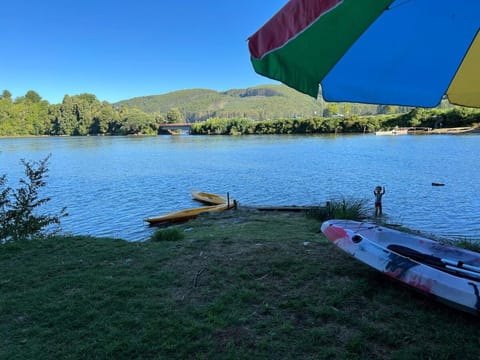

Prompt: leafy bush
xmin=150 ymin=227 xmax=185 ymax=242
xmin=308 ymin=198 xmax=369 ymax=222
xmin=329 ymin=198 xmax=369 ymax=220
xmin=0 ymin=155 xmax=67 ymax=243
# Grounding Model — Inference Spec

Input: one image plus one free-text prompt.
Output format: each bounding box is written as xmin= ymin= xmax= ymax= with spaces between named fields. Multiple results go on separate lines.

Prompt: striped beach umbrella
xmin=248 ymin=0 xmax=480 ymax=108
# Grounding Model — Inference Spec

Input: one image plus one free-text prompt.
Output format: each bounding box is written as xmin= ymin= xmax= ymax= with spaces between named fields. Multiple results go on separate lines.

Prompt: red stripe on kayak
xmin=323 ymin=225 xmax=348 ymax=242
xmin=249 ymin=0 xmax=343 ymax=59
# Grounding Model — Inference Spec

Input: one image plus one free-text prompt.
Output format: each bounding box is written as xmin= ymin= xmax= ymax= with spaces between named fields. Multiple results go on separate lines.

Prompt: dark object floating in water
xmin=432 ymin=182 xmax=445 ymax=186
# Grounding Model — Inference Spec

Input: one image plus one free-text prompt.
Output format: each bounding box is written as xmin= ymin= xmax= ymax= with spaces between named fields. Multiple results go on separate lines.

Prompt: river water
xmin=1 ymin=134 xmax=479 ymax=241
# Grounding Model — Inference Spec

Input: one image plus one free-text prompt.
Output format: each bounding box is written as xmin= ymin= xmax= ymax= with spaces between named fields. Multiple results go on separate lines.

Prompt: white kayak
xmin=321 ymin=219 xmax=480 ymax=315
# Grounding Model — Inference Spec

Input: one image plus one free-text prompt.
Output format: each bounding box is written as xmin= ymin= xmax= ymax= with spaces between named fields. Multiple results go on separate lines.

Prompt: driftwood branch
xmin=180 ymin=267 xmax=208 ymax=301
xmin=193 ymin=268 xmax=207 ymax=288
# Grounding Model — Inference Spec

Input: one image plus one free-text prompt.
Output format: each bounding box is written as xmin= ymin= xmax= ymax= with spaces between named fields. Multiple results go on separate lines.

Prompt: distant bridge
xmin=158 ymin=123 xmax=192 ymax=134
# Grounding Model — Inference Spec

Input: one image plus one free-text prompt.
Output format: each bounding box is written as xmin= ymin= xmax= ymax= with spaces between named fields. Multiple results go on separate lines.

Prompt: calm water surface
xmin=1 ymin=134 xmax=479 ymax=241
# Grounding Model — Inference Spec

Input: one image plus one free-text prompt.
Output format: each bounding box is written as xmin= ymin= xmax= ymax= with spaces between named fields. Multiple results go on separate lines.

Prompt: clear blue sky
xmin=0 ymin=0 xmax=287 ymax=104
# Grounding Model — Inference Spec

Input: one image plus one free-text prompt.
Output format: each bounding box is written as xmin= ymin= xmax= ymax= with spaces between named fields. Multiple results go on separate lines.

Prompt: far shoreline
xmin=429 ymin=126 xmax=480 ymax=134
xmin=2 ymin=126 xmax=480 ymax=139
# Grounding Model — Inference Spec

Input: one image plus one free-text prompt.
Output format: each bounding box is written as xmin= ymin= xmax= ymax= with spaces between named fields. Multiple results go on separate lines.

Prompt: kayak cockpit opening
xmin=352 ymin=234 xmax=363 ymax=243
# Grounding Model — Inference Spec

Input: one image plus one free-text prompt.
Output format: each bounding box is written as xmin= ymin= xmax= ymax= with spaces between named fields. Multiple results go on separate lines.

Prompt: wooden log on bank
xmin=246 ymin=205 xmax=314 ymax=212
xmin=241 ymin=202 xmax=330 ymax=213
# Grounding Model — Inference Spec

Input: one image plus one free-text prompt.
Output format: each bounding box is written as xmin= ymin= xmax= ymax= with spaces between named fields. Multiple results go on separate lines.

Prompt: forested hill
xmin=114 ymin=84 xmax=387 ymax=121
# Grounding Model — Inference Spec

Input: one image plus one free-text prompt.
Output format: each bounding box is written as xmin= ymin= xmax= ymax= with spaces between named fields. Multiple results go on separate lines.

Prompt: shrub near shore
xmin=2 ymin=209 xmax=480 ymax=359
xmin=190 ymin=107 xmax=480 ymax=135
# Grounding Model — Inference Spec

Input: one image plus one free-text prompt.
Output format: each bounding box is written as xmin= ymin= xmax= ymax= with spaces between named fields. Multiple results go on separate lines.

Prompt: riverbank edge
xmin=1 ymin=126 xmax=479 ymax=139
xmin=429 ymin=126 xmax=480 ymax=134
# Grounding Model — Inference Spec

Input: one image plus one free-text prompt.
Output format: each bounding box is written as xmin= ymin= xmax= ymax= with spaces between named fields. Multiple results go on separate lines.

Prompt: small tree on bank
xmin=0 ymin=155 xmax=67 ymax=243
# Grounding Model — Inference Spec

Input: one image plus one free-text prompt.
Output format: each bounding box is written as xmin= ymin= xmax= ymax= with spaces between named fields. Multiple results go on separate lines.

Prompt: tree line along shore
xmin=1 ymin=89 xmax=479 ymax=137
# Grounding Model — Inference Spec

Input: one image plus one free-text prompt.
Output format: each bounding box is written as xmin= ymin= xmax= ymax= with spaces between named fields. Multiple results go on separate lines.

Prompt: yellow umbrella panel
xmin=448 ymin=32 xmax=480 ymax=108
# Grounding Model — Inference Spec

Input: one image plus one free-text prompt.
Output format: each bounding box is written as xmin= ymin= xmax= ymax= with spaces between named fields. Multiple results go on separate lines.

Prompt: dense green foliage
xmin=307 ymin=198 xmax=370 ymax=222
xmin=0 ymin=156 xmax=67 ymax=242
xmin=191 ymin=107 xmax=480 ymax=135
xmin=0 ymin=91 xmax=162 ymax=136
xmin=1 ymin=86 xmax=478 ymax=137
xmin=328 ymin=198 xmax=369 ymax=220
xmin=388 ymin=106 xmax=480 ymax=129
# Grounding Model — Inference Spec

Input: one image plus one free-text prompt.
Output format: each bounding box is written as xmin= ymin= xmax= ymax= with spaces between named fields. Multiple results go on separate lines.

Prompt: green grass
xmin=1 ymin=209 xmax=480 ymax=359
xmin=150 ymin=227 xmax=185 ymax=242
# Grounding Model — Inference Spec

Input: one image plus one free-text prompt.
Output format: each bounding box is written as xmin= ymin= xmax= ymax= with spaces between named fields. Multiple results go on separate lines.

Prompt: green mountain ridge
xmin=114 ymin=84 xmax=380 ymax=121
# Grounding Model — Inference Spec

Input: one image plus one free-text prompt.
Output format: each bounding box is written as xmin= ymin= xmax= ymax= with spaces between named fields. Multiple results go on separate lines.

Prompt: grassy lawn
xmin=1 ymin=209 xmax=480 ymax=359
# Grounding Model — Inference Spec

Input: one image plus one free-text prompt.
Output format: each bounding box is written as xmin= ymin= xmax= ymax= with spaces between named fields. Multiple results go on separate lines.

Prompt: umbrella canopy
xmin=248 ymin=0 xmax=480 ymax=108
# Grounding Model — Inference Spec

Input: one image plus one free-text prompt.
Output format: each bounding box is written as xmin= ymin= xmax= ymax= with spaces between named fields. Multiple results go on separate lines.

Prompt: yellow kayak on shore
xmin=144 ymin=202 xmax=233 ymax=225
xmin=190 ymin=190 xmax=229 ymax=205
